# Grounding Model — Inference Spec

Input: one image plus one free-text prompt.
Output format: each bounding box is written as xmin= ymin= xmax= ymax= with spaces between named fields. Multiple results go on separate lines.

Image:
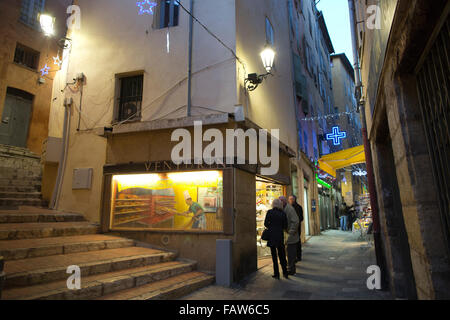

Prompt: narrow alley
xmin=185 ymin=231 xmax=391 ymax=300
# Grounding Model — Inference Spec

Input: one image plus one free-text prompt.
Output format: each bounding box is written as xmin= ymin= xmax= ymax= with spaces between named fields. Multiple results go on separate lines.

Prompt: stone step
xmin=0 ymin=167 xmax=42 ymax=179
xmin=0 ymin=178 xmax=42 ymax=187
xmin=0 ymin=211 xmax=84 ymax=224
xmin=0 ymin=198 xmax=45 ymax=207
xmin=0 ymin=235 xmax=134 ymax=261
xmin=99 ymin=271 xmax=215 ymax=300
xmin=0 ymin=144 xmax=40 ymax=159
xmin=2 ymin=261 xmax=196 ymax=300
xmin=0 ymin=186 xmax=37 ymax=193
xmin=0 ymin=221 xmax=99 ymax=240
xmin=0 ymin=192 xmax=41 ymax=199
xmin=3 ymin=247 xmax=176 ymax=288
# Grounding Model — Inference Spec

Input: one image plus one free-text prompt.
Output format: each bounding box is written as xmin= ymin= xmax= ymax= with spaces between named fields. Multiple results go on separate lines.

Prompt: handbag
xmin=261 ymin=228 xmax=270 ymax=241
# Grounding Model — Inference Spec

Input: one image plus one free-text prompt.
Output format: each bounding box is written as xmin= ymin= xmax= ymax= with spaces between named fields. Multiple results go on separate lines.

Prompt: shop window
xmin=117 ymin=75 xmax=143 ymax=122
xmin=19 ymin=0 xmax=45 ymax=29
xmin=13 ymin=43 xmax=40 ymax=70
xmin=110 ymin=171 xmax=223 ymax=232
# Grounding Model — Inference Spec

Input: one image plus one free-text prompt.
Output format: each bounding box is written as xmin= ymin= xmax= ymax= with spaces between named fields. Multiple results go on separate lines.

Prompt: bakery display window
xmin=110 ymin=171 xmax=223 ymax=232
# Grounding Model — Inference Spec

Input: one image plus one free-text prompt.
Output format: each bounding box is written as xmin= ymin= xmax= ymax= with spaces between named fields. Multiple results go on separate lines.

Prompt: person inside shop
xmin=264 ymin=198 xmax=289 ymax=279
xmin=279 ymin=196 xmax=299 ymax=275
xmin=288 ymin=195 xmax=303 ymax=262
xmin=179 ymin=191 xmax=207 ymax=230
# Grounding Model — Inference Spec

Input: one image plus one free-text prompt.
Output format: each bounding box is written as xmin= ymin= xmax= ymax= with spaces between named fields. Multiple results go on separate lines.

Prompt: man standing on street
xmin=289 ymin=195 xmax=303 ymax=262
xmin=279 ymin=196 xmax=299 ymax=275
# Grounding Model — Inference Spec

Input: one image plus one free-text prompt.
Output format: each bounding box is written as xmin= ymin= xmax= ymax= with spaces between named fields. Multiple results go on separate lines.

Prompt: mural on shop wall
xmin=367 ymin=0 xmax=398 ymax=115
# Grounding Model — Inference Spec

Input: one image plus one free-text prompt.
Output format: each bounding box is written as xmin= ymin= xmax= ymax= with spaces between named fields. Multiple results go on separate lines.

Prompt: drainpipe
xmin=50 ymin=98 xmax=72 ymax=210
xmin=348 ymin=0 xmax=385 ymax=287
xmin=187 ymin=0 xmax=194 ymax=117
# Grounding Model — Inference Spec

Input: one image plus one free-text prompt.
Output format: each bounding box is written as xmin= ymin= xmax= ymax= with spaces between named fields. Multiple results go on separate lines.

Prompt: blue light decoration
xmin=137 ymin=0 xmax=157 ymax=15
xmin=40 ymin=64 xmax=50 ymax=77
xmin=326 ymin=126 xmax=347 ymax=146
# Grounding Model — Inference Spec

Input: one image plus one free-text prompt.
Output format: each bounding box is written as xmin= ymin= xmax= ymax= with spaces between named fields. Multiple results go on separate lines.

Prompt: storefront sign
xmin=311 ymin=199 xmax=316 ymax=212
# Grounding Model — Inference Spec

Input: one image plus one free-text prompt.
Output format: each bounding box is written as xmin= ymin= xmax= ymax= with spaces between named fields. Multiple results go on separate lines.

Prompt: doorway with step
xmin=0 ymin=87 xmax=33 ymax=148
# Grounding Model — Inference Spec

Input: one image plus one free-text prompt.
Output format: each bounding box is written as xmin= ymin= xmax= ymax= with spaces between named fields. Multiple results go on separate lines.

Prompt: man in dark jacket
xmin=264 ymin=199 xmax=289 ymax=279
xmin=289 ymin=195 xmax=304 ymax=262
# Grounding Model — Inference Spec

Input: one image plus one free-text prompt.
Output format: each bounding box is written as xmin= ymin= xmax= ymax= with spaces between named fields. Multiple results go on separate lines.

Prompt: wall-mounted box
xmin=72 ymin=168 xmax=93 ymax=190
xmin=42 ymin=137 xmax=62 ymax=164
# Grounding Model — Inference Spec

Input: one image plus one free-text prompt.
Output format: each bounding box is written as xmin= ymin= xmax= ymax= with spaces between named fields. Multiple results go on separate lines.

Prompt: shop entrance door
xmin=256 ymin=180 xmax=285 ymax=259
xmin=303 ymin=187 xmax=310 ymax=236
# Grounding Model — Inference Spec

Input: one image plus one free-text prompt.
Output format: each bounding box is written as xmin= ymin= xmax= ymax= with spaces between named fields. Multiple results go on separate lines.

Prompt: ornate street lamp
xmin=245 ymin=45 xmax=275 ymax=91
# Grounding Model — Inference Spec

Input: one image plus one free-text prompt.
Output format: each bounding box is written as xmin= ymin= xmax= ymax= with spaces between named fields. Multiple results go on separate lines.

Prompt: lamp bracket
xmin=244 ymin=72 xmax=271 ymax=91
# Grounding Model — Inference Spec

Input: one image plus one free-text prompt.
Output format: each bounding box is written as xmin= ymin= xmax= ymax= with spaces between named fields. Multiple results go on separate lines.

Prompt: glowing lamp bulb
xmin=260 ymin=46 xmax=275 ymax=73
xmin=39 ymin=14 xmax=55 ymax=37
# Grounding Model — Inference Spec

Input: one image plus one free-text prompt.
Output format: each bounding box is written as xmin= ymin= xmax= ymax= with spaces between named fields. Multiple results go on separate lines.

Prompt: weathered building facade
xmin=330 ymin=53 xmax=362 ymax=150
xmin=287 ymin=0 xmax=339 ymax=233
xmin=0 ymin=0 xmax=70 ymax=155
xmin=354 ymin=0 xmax=450 ymax=299
xmin=45 ymin=0 xmax=326 ymax=282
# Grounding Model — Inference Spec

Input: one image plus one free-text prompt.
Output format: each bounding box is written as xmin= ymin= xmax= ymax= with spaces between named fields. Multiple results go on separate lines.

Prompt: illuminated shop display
xmin=256 ymin=181 xmax=285 ymax=258
xmin=111 ymin=171 xmax=223 ymax=232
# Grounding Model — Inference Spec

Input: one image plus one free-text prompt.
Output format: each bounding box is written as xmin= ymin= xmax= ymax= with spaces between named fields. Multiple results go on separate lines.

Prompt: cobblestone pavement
xmin=184 ymin=230 xmax=393 ymax=300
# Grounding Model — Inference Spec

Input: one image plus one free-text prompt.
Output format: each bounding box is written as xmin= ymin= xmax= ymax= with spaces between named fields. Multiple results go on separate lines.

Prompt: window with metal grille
xmin=19 ymin=0 xmax=45 ymax=29
xmin=118 ymin=75 xmax=143 ymax=122
xmin=13 ymin=43 xmax=40 ymax=70
xmin=416 ymin=17 xmax=450 ymax=252
xmin=158 ymin=0 xmax=179 ymax=29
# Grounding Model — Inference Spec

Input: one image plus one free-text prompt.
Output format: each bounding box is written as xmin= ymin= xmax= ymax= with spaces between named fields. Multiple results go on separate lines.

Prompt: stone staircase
xmin=0 ymin=145 xmax=47 ymax=208
xmin=0 ymin=208 xmax=214 ymax=300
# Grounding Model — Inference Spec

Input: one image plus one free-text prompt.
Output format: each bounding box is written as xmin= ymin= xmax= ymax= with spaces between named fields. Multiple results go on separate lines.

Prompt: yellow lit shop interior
xmin=110 ymin=171 xmax=223 ymax=232
xmin=256 ymin=180 xmax=285 ymax=258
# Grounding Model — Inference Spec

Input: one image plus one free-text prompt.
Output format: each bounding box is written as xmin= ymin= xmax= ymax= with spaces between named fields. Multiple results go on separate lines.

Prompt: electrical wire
xmin=174 ymin=0 xmax=247 ymax=72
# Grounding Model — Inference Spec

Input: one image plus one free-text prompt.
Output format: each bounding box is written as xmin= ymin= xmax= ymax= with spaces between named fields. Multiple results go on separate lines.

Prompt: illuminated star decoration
xmin=40 ymin=64 xmax=50 ymax=77
xmin=137 ymin=0 xmax=157 ymax=15
xmin=53 ymin=55 xmax=62 ymax=68
xmin=326 ymin=126 xmax=347 ymax=146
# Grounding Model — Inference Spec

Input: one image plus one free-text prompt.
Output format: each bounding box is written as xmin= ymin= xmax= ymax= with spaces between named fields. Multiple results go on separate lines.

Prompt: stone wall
xmin=361 ymin=0 xmax=450 ymax=299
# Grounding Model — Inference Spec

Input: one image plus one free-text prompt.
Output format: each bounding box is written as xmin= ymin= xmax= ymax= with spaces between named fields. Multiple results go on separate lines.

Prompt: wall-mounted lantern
xmin=39 ymin=13 xmax=55 ymax=37
xmin=244 ymin=45 xmax=275 ymax=91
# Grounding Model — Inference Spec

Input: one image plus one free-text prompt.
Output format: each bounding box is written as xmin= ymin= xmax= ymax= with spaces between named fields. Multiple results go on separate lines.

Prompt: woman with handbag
xmin=264 ymin=199 xmax=289 ymax=279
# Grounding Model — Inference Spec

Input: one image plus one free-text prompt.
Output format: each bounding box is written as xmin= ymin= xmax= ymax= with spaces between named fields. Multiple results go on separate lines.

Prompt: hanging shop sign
xmin=326 ymin=126 xmax=347 ymax=146
xmin=316 ymin=174 xmax=331 ymax=189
